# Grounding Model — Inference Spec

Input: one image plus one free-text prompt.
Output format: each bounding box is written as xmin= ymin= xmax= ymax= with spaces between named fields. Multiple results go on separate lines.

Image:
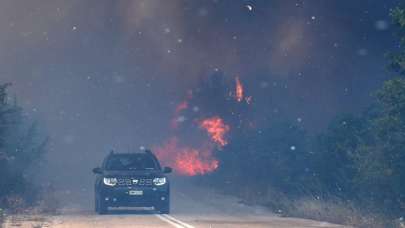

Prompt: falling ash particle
xmin=375 ymin=20 xmax=389 ymax=31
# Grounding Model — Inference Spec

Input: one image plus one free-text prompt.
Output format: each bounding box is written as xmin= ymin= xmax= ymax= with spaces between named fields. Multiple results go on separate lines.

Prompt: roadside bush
xmin=35 ymin=184 xmax=60 ymax=215
xmin=0 ymin=84 xmax=47 ymax=212
xmin=0 ymin=207 xmax=4 ymax=223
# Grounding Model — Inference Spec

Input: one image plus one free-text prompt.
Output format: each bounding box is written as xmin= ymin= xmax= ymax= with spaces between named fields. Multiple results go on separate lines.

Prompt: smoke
xmin=0 ymin=0 xmax=397 ymax=188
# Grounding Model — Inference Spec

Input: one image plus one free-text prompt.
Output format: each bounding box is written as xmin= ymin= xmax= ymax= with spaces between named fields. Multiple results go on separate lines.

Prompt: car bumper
xmin=98 ymin=185 xmax=169 ymax=207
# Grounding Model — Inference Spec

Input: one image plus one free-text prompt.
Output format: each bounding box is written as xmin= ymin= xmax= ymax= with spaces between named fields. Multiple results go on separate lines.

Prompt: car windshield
xmin=105 ymin=154 xmax=157 ymax=171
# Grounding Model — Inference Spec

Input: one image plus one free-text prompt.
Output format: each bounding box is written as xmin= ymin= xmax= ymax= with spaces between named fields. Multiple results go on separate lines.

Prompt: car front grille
xmin=117 ymin=178 xmax=153 ymax=186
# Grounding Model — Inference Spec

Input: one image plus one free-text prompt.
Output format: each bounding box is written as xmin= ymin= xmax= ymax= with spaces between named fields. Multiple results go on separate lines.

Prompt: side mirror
xmin=163 ymin=167 xmax=172 ymax=174
xmin=92 ymin=167 xmax=103 ymax=174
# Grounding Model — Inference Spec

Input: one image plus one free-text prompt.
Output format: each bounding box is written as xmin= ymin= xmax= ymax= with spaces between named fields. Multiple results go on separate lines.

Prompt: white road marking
xmin=162 ymin=214 xmax=195 ymax=228
xmin=155 ymin=214 xmax=195 ymax=228
xmin=155 ymin=214 xmax=184 ymax=228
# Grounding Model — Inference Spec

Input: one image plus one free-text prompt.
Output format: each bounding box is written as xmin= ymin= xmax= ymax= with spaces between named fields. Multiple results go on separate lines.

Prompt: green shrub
xmin=0 ymin=84 xmax=47 ymax=211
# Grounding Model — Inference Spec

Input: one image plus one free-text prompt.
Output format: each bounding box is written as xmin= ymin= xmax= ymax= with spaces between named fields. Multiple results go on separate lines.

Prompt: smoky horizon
xmin=0 ymin=0 xmax=400 ymax=192
xmin=3 ymin=1 xmax=405 ymax=227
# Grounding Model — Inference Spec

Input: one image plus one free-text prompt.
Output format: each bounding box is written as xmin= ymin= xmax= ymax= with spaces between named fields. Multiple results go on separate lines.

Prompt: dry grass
xmin=34 ymin=194 xmax=60 ymax=215
xmin=288 ymin=198 xmax=390 ymax=228
xmin=0 ymin=187 xmax=60 ymax=217
xmin=237 ymin=187 xmax=403 ymax=228
xmin=1 ymin=195 xmax=26 ymax=214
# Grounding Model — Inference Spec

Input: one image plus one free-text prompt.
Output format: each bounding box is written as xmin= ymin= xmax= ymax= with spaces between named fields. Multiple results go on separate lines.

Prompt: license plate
xmin=129 ymin=190 xmax=143 ymax=196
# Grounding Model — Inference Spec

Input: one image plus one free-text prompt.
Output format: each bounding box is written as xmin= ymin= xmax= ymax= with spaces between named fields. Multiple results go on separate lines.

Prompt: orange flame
xmin=235 ymin=76 xmax=244 ymax=102
xmin=175 ymin=150 xmax=219 ymax=176
xmin=175 ymin=101 xmax=188 ymax=113
xmin=200 ymin=117 xmax=230 ymax=147
xmin=153 ymin=137 xmax=218 ymax=176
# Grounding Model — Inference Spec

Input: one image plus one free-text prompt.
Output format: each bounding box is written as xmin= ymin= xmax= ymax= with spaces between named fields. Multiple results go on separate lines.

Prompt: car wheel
xmin=157 ymin=200 xmax=170 ymax=214
xmin=95 ymin=194 xmax=108 ymax=215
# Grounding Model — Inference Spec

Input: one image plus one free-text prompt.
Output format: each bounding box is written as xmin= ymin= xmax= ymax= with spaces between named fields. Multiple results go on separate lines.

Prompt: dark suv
xmin=92 ymin=150 xmax=172 ymax=214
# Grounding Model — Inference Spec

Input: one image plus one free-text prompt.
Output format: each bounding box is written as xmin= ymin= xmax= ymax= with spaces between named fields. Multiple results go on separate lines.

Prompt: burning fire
xmin=235 ymin=76 xmax=244 ymax=102
xmin=154 ymin=77 xmax=252 ymax=176
xmin=153 ymin=137 xmax=219 ymax=176
xmin=200 ymin=117 xmax=230 ymax=147
xmin=175 ymin=150 xmax=219 ymax=176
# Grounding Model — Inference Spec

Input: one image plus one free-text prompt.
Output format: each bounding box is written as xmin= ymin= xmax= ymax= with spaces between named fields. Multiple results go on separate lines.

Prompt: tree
xmin=388 ymin=7 xmax=405 ymax=76
xmin=315 ymin=115 xmax=370 ymax=197
xmin=353 ymin=79 xmax=405 ymax=212
xmin=308 ymin=6 xmax=405 ymax=213
xmin=0 ymin=84 xmax=47 ymax=208
xmin=342 ymin=6 xmax=405 ymax=212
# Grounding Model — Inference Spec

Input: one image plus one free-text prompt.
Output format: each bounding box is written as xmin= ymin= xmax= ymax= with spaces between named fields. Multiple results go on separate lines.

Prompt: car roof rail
xmin=138 ymin=146 xmax=152 ymax=154
xmin=106 ymin=148 xmax=153 ymax=155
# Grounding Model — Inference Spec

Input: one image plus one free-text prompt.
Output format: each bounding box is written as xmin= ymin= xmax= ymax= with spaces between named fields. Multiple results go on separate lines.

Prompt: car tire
xmin=95 ymin=194 xmax=108 ymax=215
xmin=157 ymin=200 xmax=170 ymax=214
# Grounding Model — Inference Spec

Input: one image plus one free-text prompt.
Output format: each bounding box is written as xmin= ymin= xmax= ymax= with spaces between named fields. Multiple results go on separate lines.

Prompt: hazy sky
xmin=0 ymin=0 xmax=401 ymax=188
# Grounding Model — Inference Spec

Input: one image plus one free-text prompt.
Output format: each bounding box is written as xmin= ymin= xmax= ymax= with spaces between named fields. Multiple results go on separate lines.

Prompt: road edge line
xmin=161 ymin=214 xmax=195 ymax=228
xmin=155 ymin=214 xmax=185 ymax=228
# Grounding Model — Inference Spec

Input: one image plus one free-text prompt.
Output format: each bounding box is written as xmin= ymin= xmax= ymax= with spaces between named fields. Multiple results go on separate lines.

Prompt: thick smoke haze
xmin=0 ymin=0 xmax=400 ymax=189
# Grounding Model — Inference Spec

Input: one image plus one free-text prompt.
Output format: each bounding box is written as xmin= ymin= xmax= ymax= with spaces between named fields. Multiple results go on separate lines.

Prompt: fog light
xmin=161 ymin=197 xmax=166 ymax=201
xmin=105 ymin=197 xmax=109 ymax=201
xmin=113 ymin=198 xmax=117 ymax=202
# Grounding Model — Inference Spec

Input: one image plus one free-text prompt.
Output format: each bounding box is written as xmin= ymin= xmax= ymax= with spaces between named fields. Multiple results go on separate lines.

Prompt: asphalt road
xmin=3 ymin=179 xmax=349 ymax=228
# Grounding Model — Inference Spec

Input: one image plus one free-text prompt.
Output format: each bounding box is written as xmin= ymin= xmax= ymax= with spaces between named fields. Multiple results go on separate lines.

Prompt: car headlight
xmin=103 ymin=177 xmax=118 ymax=186
xmin=153 ymin=177 xmax=166 ymax=186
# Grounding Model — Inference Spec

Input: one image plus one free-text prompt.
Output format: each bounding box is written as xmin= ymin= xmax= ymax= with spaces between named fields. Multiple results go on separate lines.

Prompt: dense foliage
xmin=196 ymin=6 xmax=405 ymax=220
xmin=0 ymin=84 xmax=47 ymax=209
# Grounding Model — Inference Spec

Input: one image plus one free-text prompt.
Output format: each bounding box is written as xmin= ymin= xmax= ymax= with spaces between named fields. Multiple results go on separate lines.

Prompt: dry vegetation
xmin=235 ymin=187 xmax=404 ymax=228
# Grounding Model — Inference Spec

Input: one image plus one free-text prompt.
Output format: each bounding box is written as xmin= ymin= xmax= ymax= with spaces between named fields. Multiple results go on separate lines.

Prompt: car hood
xmin=102 ymin=170 xmax=163 ymax=177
